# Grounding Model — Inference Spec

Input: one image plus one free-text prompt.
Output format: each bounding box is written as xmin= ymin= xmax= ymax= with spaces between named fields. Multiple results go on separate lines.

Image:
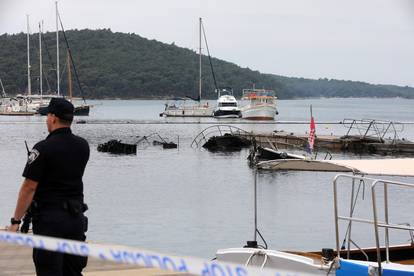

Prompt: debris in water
xmin=152 ymin=140 xmax=177 ymax=149
xmin=97 ymin=140 xmax=137 ymax=154
xmin=147 ymin=133 xmax=178 ymax=149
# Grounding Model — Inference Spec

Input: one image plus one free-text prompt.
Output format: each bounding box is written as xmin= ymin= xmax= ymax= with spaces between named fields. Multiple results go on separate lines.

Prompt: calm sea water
xmin=1 ymin=98 xmax=413 ymax=258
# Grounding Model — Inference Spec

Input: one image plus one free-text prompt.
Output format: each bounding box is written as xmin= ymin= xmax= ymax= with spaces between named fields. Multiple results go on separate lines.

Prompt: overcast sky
xmin=1 ymin=0 xmax=414 ymax=87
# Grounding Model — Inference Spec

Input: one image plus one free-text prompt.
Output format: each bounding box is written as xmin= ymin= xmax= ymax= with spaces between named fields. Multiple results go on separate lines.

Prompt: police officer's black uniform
xmin=22 ymin=98 xmax=90 ymax=276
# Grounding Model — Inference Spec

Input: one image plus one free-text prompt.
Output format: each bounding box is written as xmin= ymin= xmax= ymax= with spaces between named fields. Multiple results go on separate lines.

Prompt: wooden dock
xmin=240 ymin=131 xmax=414 ymax=155
xmin=0 ymin=112 xmax=36 ymax=116
xmin=0 ymin=242 xmax=187 ymax=276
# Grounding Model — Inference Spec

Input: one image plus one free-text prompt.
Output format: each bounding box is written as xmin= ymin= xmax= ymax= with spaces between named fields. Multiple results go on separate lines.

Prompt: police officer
xmin=7 ymin=98 xmax=90 ymax=276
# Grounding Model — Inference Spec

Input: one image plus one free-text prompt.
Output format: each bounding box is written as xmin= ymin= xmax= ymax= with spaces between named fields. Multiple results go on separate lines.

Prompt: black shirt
xmin=23 ymin=127 xmax=90 ymax=203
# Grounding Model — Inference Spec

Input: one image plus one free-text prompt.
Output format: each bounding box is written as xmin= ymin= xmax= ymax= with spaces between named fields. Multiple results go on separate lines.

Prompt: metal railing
xmin=333 ymin=174 xmax=414 ymax=275
xmin=342 ymin=119 xmax=404 ymax=144
xmin=190 ymin=125 xmax=250 ymax=148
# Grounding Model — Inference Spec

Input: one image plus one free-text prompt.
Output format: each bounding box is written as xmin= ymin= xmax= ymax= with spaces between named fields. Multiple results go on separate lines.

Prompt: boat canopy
xmin=258 ymin=158 xmax=414 ymax=177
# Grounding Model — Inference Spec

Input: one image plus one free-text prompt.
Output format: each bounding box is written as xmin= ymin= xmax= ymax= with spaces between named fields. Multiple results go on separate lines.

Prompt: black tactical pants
xmin=32 ymin=209 xmax=88 ymax=276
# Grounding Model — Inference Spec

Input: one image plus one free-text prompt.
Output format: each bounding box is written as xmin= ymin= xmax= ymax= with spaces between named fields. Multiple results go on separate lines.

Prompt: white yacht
xmin=240 ymin=89 xmax=277 ymax=120
xmin=213 ymin=88 xmax=241 ymax=118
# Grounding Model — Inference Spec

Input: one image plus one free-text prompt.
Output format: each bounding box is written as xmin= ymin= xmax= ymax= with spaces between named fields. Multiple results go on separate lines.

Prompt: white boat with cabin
xmin=213 ymin=88 xmax=241 ymax=118
xmin=240 ymin=88 xmax=277 ymax=120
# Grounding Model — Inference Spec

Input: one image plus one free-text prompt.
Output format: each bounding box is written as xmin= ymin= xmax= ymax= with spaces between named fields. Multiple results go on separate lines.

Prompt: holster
xmin=20 ymin=201 xmax=38 ymax=233
xmin=63 ymin=200 xmax=89 ymax=233
xmin=62 ymin=200 xmax=88 ymax=216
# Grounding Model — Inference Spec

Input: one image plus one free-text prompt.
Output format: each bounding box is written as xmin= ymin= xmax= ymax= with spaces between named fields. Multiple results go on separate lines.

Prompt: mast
xmin=0 ymin=78 xmax=6 ymax=97
xmin=56 ymin=1 xmax=60 ymax=96
xmin=198 ymin=17 xmax=202 ymax=103
xmin=67 ymin=50 xmax=72 ymax=101
xmin=39 ymin=21 xmax=43 ymax=99
xmin=26 ymin=14 xmax=31 ymax=96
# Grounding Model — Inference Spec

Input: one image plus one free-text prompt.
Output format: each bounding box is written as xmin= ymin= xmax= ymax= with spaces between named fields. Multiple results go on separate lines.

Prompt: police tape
xmin=0 ymin=230 xmax=311 ymax=276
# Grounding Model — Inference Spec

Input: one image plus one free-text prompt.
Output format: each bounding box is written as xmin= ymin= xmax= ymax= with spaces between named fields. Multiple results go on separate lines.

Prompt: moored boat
xmin=161 ymin=101 xmax=213 ymax=117
xmin=161 ymin=18 xmax=213 ymax=118
xmin=240 ymin=88 xmax=277 ymax=120
xmin=213 ymin=88 xmax=241 ymax=118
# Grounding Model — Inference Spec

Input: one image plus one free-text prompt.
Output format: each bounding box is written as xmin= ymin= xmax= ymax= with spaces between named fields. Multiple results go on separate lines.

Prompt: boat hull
xmin=74 ymin=105 xmax=90 ymax=116
xmin=216 ymin=248 xmax=328 ymax=275
xmin=162 ymin=106 xmax=213 ymax=117
xmin=241 ymin=104 xmax=276 ymax=120
xmin=213 ymin=109 xmax=241 ymax=118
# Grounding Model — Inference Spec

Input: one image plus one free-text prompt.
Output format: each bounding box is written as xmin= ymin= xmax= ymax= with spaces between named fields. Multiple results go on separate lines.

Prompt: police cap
xmin=46 ymin=98 xmax=74 ymax=121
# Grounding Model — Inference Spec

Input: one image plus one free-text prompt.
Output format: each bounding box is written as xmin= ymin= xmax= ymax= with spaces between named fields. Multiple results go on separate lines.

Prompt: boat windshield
xmin=219 ymin=102 xmax=237 ymax=107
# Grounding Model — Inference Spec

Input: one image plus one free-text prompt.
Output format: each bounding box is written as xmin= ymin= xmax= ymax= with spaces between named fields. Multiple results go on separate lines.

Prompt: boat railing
xmin=342 ymin=118 xmax=404 ymax=144
xmin=191 ymin=125 xmax=250 ymax=148
xmin=216 ymin=87 xmax=234 ymax=97
xmin=333 ymin=174 xmax=414 ymax=274
xmin=242 ymin=89 xmax=275 ymax=99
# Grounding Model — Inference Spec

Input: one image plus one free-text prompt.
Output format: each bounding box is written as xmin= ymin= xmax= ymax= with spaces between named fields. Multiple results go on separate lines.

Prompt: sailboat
xmin=0 ymin=78 xmax=28 ymax=115
xmin=161 ymin=18 xmax=213 ymax=117
xmin=38 ymin=1 xmax=90 ymax=116
xmin=14 ymin=14 xmax=62 ymax=115
xmin=0 ymin=16 xmax=37 ymax=116
xmin=66 ymin=51 xmax=89 ymax=115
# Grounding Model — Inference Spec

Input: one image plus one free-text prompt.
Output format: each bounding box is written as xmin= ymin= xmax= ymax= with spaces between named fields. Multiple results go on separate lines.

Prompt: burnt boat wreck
xmin=191 ymin=125 xmax=252 ymax=152
xmin=97 ymin=140 xmax=137 ymax=154
xmin=202 ymin=133 xmax=251 ymax=151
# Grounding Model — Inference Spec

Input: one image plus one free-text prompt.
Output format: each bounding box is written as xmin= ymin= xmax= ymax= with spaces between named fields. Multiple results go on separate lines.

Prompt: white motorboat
xmin=241 ymin=89 xmax=277 ymax=120
xmin=213 ymin=88 xmax=241 ymax=118
xmin=215 ymin=158 xmax=414 ymax=275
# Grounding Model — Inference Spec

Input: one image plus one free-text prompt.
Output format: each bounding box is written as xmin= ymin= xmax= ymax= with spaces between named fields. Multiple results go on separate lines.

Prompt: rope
xmin=58 ymin=12 xmax=86 ymax=103
xmin=244 ymin=250 xmax=269 ymax=270
xmin=201 ymin=21 xmax=218 ymax=91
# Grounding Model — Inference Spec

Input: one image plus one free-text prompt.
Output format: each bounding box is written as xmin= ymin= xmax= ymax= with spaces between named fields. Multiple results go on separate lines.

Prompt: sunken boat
xmin=97 ymin=140 xmax=137 ymax=154
xmin=202 ymin=133 xmax=251 ymax=152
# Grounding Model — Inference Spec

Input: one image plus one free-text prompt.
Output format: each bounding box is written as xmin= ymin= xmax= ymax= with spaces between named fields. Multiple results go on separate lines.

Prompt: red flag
xmin=308 ymin=116 xmax=316 ymax=153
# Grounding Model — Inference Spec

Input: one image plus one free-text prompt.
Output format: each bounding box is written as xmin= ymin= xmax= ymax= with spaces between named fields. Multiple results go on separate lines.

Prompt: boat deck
xmin=0 ymin=242 xmax=187 ymax=276
xmin=289 ymin=244 xmax=414 ymax=266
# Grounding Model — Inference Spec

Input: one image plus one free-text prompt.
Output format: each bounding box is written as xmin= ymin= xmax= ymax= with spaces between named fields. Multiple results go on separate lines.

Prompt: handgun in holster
xmin=62 ymin=200 xmax=89 ymax=233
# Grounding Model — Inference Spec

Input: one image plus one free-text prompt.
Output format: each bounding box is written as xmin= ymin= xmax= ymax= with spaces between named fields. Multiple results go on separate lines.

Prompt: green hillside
xmin=0 ymin=29 xmax=413 ymax=99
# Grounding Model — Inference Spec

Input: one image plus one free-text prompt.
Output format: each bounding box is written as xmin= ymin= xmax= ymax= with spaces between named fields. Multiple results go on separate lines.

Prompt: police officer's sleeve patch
xmin=27 ymin=149 xmax=40 ymax=164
